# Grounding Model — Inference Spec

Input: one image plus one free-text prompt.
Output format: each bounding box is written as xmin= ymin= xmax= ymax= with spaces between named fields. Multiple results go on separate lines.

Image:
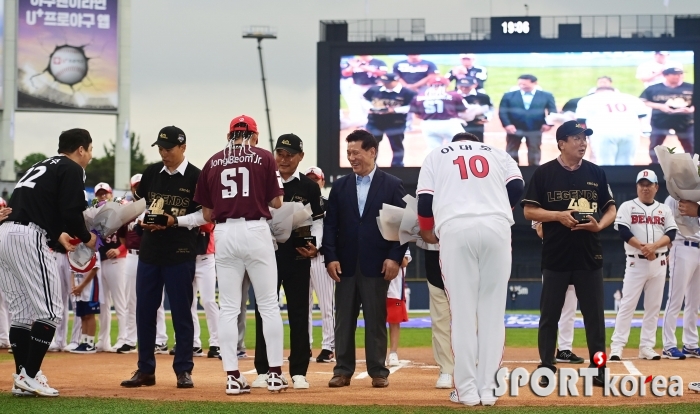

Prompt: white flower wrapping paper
xmin=268 ymin=202 xmax=312 ymax=243
xmin=69 ymin=199 xmax=147 ymax=269
xmin=377 ymin=195 xmax=425 ymax=245
xmin=654 ymin=145 xmax=700 ymax=236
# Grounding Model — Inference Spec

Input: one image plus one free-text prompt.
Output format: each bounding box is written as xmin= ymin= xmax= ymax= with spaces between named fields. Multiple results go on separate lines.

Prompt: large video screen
xmin=338 ymin=51 xmax=694 ymax=167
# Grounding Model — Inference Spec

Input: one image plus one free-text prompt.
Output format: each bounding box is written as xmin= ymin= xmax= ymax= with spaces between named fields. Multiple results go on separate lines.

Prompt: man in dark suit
xmin=322 ymin=130 xmax=407 ymax=389
xmin=499 ymin=74 xmax=557 ymax=166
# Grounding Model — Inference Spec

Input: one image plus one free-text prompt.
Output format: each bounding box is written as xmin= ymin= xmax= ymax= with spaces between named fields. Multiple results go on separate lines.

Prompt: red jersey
xmin=118 ymin=221 xmax=142 ymax=250
xmin=194 ymin=146 xmax=284 ymax=222
xmin=410 ymin=90 xmax=466 ymax=121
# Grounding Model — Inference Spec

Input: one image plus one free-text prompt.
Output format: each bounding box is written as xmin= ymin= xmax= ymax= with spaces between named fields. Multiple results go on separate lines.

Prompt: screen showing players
xmin=338 ymin=51 xmax=695 ymax=167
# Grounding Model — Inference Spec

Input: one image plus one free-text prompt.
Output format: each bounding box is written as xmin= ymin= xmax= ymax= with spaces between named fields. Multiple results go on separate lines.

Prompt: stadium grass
xmin=1 ymin=394 xmax=698 ymax=413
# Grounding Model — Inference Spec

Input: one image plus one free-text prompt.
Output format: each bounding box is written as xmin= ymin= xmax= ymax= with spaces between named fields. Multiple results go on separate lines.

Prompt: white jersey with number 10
xmin=575 ymin=91 xmax=647 ymax=136
xmin=417 ymin=142 xmax=523 ymax=234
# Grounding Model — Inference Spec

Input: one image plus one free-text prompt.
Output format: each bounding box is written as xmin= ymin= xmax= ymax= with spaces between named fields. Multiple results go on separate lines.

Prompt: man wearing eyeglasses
xmin=521 ymin=120 xmax=617 ymax=387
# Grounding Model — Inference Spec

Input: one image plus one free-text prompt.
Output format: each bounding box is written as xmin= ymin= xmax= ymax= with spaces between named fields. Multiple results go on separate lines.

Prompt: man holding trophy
xmin=120 ymin=126 xmax=208 ymax=389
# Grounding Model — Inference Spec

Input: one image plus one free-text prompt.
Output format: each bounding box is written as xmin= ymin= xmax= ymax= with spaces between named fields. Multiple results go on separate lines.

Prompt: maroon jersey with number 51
xmin=194 ymin=147 xmax=284 ymax=222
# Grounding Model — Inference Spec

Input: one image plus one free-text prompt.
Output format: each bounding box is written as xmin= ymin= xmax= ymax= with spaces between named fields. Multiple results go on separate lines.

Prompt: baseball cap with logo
xmin=94 ymin=182 xmax=113 ymax=194
xmin=152 ymin=126 xmax=186 ymax=149
xmin=636 ymin=169 xmax=658 ymax=184
xmin=457 ymin=77 xmax=478 ymax=87
xmin=663 ymin=67 xmax=683 ymax=75
xmin=304 ymin=166 xmax=324 ymax=181
xmin=275 ymin=133 xmax=303 ymax=154
xmin=130 ymin=174 xmax=142 ymax=186
xmin=230 ymin=115 xmax=258 ymax=134
xmin=556 ymin=120 xmax=593 ymax=141
xmin=380 ymin=73 xmax=399 ymax=82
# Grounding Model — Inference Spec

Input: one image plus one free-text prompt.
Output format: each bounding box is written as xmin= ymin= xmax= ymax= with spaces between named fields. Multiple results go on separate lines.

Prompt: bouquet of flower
xmin=377 ymin=195 xmax=426 ymax=245
xmin=654 ymin=145 xmax=700 ymax=236
xmin=268 ymin=202 xmax=312 ymax=243
xmin=68 ymin=199 xmax=147 ymax=271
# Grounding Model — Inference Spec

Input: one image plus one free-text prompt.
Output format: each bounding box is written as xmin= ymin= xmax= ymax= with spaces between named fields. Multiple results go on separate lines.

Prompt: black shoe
xmin=121 ymin=370 xmax=156 ymax=387
xmin=169 ymin=344 xmax=176 ymax=355
xmin=556 ymin=349 xmax=585 ymax=364
xmin=538 ymin=376 xmax=549 ymax=387
xmin=316 ymin=349 xmax=335 ymax=363
xmin=207 ymin=346 xmax=220 ymax=359
xmin=176 ymin=371 xmax=194 ymax=388
xmin=593 ymin=375 xmax=605 ymax=387
xmin=193 ymin=347 xmax=204 ymax=357
xmin=116 ymin=344 xmax=137 ymax=354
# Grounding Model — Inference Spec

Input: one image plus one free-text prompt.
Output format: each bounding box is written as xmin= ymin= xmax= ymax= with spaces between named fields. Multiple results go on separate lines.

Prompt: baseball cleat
xmin=14 ymin=368 xmax=59 ymax=397
xmin=292 ymin=375 xmax=310 ymax=389
xmin=689 ymin=381 xmax=700 ymax=393
xmin=207 ymin=346 xmax=221 ymax=359
xmin=237 ymin=350 xmax=248 ymax=359
xmin=682 ymin=345 xmax=700 ymax=358
xmin=155 ymin=343 xmax=169 ymax=354
xmin=267 ymin=372 xmax=288 ymax=392
xmin=193 ymin=347 xmax=204 ymax=357
xmin=555 ymin=349 xmax=584 ymax=364
xmin=116 ymin=344 xmax=137 ymax=354
xmin=47 ymin=343 xmax=62 ymax=353
xmin=436 ymin=373 xmax=453 ymax=389
xmin=251 ymin=373 xmax=269 ymax=388
xmin=11 ymin=385 xmax=36 ymax=397
xmin=662 ymin=347 xmax=686 ymax=360
xmin=70 ymin=343 xmax=97 ymax=354
xmin=449 ymin=390 xmax=480 ymax=406
xmin=226 ymin=374 xmax=250 ymax=395
xmin=63 ymin=343 xmax=79 ymax=352
xmin=387 ymin=352 xmax=400 ymax=367
xmin=638 ymin=347 xmax=661 ymax=360
xmin=0 ymin=342 xmax=10 ymax=349
xmin=609 ymin=348 xmax=623 ymax=361
xmin=316 ymin=349 xmax=335 ymax=363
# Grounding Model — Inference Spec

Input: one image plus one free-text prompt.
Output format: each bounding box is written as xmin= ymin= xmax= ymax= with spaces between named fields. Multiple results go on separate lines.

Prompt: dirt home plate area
xmin=3 ymin=347 xmax=700 ymax=408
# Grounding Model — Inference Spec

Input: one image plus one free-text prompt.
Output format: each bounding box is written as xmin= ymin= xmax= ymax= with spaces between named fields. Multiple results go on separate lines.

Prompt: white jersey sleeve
xmin=416 ymin=152 xmax=435 ymax=197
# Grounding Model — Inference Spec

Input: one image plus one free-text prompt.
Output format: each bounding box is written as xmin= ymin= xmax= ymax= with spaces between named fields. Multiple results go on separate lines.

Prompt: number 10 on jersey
xmin=221 ymin=167 xmax=250 ymax=198
xmin=453 ymin=155 xmax=489 ymax=179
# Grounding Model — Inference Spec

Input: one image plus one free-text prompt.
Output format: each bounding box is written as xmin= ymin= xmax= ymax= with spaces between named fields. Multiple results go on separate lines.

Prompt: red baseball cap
xmin=230 ymin=115 xmax=258 ymax=133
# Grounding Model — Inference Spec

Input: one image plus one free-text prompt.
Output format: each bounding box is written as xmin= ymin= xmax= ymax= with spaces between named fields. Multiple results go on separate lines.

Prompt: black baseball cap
xmin=456 ymin=77 xmax=477 ymax=87
xmin=275 ymin=133 xmax=303 ymax=154
xmin=152 ymin=126 xmax=186 ymax=149
xmin=380 ymin=73 xmax=399 ymax=82
xmin=556 ymin=120 xmax=593 ymax=141
xmin=662 ymin=67 xmax=683 ymax=75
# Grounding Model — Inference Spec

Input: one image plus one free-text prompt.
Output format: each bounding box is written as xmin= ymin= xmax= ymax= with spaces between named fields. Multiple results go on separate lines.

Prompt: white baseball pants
xmin=0 ymin=288 xmax=10 ymax=345
xmin=124 ymin=251 xmax=139 ymax=347
xmin=664 ymin=244 xmax=700 ymax=350
xmin=557 ymin=285 xmax=578 ymax=351
xmin=49 ymin=252 xmax=72 ymax=349
xmin=439 ymin=218 xmax=511 ymax=404
xmin=215 ymin=219 xmax=283 ymax=371
xmin=428 ymin=283 xmax=454 ymax=375
xmin=155 ymin=292 xmax=169 ymax=345
xmin=97 ymin=258 xmax=128 ymax=351
xmin=611 ymin=255 xmax=667 ymax=350
xmin=192 ymin=254 xmax=219 ymax=348
xmin=238 ymin=273 xmax=250 ymax=353
xmin=422 ymin=119 xmax=465 ymax=150
xmin=308 ymin=254 xmax=335 ymax=351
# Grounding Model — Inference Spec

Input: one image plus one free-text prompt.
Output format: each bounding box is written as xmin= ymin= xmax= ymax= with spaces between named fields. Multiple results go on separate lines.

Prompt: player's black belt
xmin=627 ymin=252 xmax=669 ymax=259
xmin=683 ymin=241 xmax=700 ymax=248
xmin=11 ymin=221 xmax=31 ymax=226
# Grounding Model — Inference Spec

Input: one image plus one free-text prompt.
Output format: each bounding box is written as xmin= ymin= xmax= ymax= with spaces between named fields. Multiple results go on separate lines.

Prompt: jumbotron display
xmin=338 ymin=51 xmax=694 ymax=168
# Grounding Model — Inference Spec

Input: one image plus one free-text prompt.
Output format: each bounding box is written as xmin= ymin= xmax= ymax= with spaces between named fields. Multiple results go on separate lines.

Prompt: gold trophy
xmin=144 ymin=198 xmax=168 ymax=226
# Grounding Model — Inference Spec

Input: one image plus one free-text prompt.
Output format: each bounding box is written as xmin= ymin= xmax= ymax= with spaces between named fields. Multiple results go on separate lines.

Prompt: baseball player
xmin=409 ymin=76 xmax=469 ymax=150
xmin=662 ymin=197 xmax=700 ymax=359
xmin=575 ymin=87 xmax=647 ymax=165
xmin=304 ymin=166 xmax=336 ymax=363
xmin=447 ymin=54 xmax=488 ymax=91
xmin=192 ymin=223 xmax=221 ymax=358
xmin=362 ymin=73 xmax=417 ymax=167
xmin=69 ymin=256 xmax=102 ymax=354
xmin=47 ymin=247 xmax=75 ymax=352
xmin=0 ymin=128 xmax=97 ymax=397
xmin=387 ymin=248 xmax=411 ymax=367
xmin=393 ymin=55 xmax=439 ymax=92
xmin=114 ymin=174 xmax=143 ymax=354
xmin=417 ymin=131 xmax=524 ymax=406
xmin=636 ymin=51 xmax=679 ymax=87
xmin=533 ymin=221 xmax=584 ymax=364
xmin=341 ymin=55 xmax=388 ymax=128
xmin=92 ymin=182 xmax=129 ymax=353
xmin=610 ymin=170 xmax=677 ymax=361
xmin=640 ymin=67 xmax=694 ymax=164
xmin=0 ymin=198 xmax=10 ymax=350
xmin=194 ymin=115 xmax=286 ymax=394
xmin=455 ymin=77 xmax=493 ymax=143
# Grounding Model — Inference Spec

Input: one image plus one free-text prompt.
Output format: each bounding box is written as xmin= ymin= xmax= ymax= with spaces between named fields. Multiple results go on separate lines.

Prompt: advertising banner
xmin=17 ymin=0 xmax=118 ymax=112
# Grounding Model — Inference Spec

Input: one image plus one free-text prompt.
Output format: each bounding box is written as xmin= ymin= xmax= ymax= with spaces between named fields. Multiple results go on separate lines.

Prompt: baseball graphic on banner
xmin=48 ymin=46 xmax=89 ymax=86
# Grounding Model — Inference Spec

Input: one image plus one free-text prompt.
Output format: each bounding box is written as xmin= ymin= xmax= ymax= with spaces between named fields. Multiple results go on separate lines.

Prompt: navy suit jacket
xmin=322 ymin=168 xmax=407 ymax=278
xmin=499 ymin=90 xmax=557 ymax=132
